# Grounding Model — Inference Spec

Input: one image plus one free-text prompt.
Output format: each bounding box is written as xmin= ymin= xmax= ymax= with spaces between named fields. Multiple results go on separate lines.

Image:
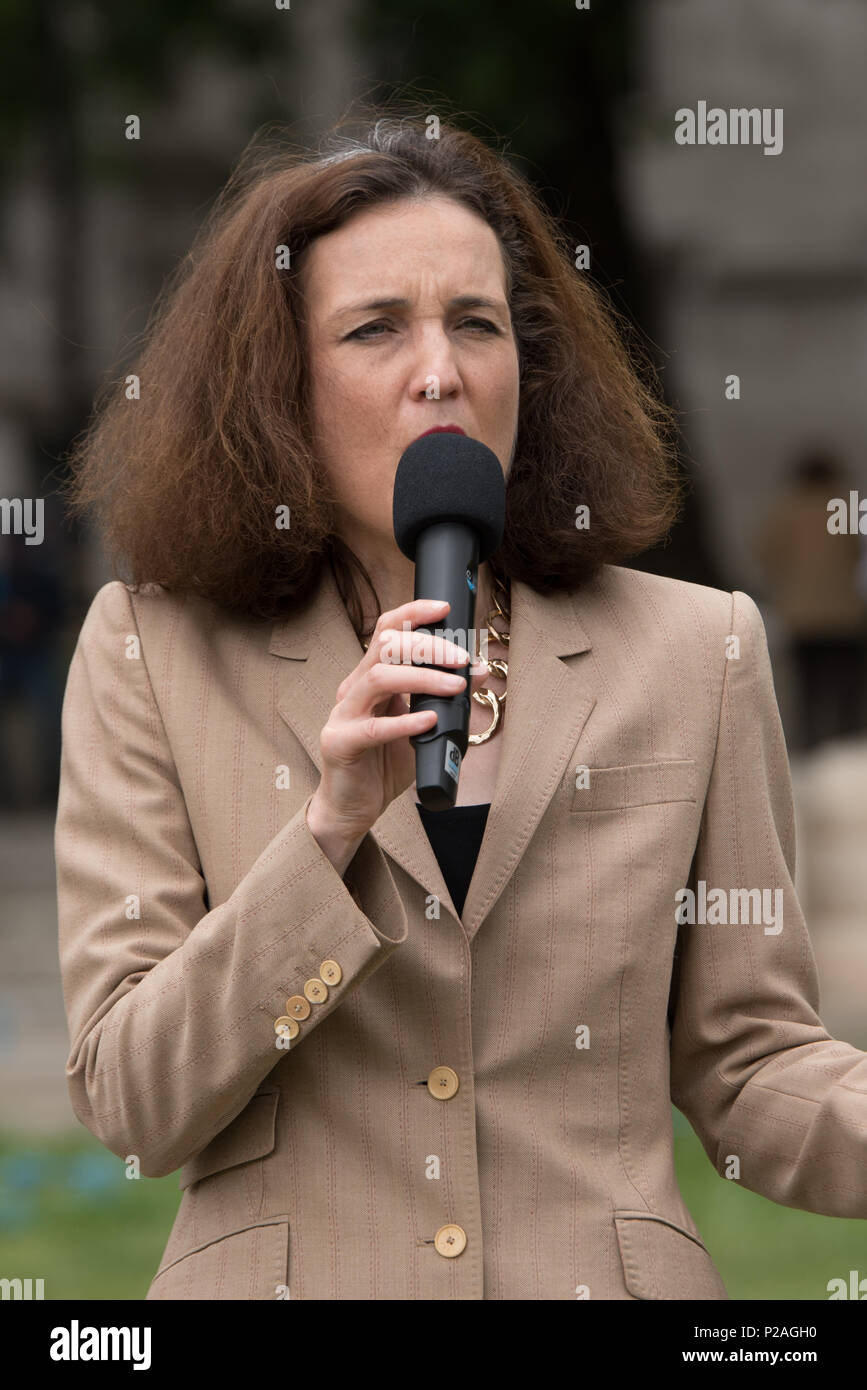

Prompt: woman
xmin=56 ymin=109 xmax=867 ymax=1301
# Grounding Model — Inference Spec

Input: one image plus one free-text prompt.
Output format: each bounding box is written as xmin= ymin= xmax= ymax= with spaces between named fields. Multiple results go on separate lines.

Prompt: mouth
xmin=412 ymin=425 xmax=467 ymax=443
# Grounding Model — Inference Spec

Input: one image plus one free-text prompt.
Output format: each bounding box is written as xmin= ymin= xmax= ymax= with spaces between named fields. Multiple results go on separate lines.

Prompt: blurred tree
xmin=0 ymin=0 xmax=276 ymax=431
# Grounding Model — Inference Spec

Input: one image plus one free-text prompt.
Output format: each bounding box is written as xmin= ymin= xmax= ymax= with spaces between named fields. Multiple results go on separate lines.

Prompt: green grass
xmin=0 ymin=1129 xmax=182 ymax=1300
xmin=0 ymin=1115 xmax=864 ymax=1299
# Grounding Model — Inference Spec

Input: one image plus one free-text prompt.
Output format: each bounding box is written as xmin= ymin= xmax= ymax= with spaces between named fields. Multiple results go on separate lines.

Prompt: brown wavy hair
xmin=59 ymin=99 xmax=684 ymax=636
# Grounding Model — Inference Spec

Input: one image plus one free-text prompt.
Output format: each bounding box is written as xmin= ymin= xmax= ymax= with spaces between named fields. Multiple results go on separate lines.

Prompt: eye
xmin=347 ymin=321 xmax=389 ymax=340
xmin=346 ymin=318 xmax=500 ymax=341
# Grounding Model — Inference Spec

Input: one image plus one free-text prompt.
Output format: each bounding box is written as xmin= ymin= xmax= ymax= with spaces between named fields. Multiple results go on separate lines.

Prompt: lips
xmin=413 ymin=425 xmax=467 ymax=443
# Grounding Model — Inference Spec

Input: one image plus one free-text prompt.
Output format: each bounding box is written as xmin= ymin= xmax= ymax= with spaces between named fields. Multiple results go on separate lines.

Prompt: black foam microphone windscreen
xmin=393 ymin=432 xmax=506 ymax=563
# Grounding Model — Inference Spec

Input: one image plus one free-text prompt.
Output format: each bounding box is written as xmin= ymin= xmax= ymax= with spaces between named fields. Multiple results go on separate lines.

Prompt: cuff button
xmin=319 ymin=960 xmax=342 ymax=985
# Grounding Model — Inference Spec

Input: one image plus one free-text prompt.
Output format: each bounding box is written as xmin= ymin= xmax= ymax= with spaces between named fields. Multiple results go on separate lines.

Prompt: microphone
xmin=393 ymin=432 xmax=506 ymax=811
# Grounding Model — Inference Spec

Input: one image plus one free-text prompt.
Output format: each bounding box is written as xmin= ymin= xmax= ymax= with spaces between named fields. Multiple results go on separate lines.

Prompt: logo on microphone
xmin=444 ymin=741 xmax=462 ymax=784
xmin=466 ymin=568 xmax=476 ymax=592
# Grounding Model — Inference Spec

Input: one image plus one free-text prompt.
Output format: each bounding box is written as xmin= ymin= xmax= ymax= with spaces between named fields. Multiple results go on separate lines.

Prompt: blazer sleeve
xmin=56 ymin=581 xmax=409 ymax=1178
xmin=668 ymin=588 xmax=867 ymax=1218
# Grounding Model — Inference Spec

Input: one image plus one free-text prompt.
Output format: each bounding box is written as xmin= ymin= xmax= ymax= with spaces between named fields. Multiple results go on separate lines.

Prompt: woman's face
xmin=301 ymin=195 xmax=520 ymax=550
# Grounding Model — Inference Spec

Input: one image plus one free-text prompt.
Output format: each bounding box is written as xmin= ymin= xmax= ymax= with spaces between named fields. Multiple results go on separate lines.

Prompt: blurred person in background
xmin=0 ymin=535 xmax=65 ymax=809
xmin=754 ymin=450 xmax=867 ymax=751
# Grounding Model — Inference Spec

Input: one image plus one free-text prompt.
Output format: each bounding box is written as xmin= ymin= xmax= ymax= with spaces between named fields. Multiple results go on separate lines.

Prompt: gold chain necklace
xmin=469 ymin=574 xmax=510 ymax=744
xmin=360 ymin=575 xmax=511 ymax=745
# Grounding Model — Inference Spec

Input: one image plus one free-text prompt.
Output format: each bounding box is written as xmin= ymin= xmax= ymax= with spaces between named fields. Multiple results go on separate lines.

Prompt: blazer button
xmin=275 ymin=1016 xmax=299 ymax=1038
xmin=434 ymin=1224 xmax=467 ymax=1257
xmin=427 ymin=1065 xmax=459 ymax=1099
xmin=286 ymin=995 xmax=311 ymax=1020
xmin=319 ymin=959 xmax=342 ymax=985
xmin=304 ymin=978 xmax=328 ymax=1004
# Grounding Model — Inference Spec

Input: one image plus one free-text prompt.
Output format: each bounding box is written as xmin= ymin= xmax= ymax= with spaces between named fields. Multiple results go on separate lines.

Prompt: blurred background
xmin=2 ymin=0 xmax=867 ymax=1299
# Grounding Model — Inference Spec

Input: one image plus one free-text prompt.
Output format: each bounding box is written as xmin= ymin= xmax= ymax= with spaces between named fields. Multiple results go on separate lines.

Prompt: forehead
xmin=302 ymin=197 xmax=507 ymax=313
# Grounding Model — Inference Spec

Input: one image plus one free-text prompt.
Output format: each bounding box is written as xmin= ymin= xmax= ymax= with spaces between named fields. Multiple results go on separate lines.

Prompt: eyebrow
xmin=328 ymin=294 xmax=509 ymax=323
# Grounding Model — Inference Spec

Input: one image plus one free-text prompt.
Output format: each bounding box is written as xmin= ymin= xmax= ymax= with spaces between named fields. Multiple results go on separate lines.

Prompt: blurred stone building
xmin=620 ymin=0 xmax=867 ymax=614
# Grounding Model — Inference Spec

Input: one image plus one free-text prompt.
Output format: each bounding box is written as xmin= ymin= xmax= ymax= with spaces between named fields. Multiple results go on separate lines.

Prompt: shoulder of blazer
xmin=585 ymin=563 xmax=737 ymax=646
xmin=97 ymin=580 xmax=273 ymax=647
xmin=85 ymin=579 xmax=202 ymax=628
xmin=598 ymin=563 xmax=734 ymax=616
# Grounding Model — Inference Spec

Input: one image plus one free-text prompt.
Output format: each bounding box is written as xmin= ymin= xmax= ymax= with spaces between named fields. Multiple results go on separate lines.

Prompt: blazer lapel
xmin=458 ymin=581 xmax=596 ymax=939
xmin=271 ymin=563 xmax=596 ymax=941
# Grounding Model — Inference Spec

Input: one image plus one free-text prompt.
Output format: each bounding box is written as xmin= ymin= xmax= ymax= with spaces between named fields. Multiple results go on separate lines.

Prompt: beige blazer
xmin=55 ymin=562 xmax=867 ymax=1301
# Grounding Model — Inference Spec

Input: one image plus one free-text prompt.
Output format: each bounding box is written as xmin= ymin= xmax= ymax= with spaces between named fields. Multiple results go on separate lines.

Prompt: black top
xmin=415 ymin=801 xmax=491 ymax=919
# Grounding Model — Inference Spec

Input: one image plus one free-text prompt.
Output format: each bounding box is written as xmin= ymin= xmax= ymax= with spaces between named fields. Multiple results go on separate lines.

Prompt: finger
xmin=341 ymin=660 xmax=468 ymax=718
xmin=336 ymin=600 xmax=450 ymax=704
xmin=374 ymin=597 xmax=449 ymax=640
xmin=327 ymin=706 xmax=439 ymax=758
xmin=379 ymin=627 xmax=476 ymax=670
xmin=395 ymin=660 xmax=487 ymax=709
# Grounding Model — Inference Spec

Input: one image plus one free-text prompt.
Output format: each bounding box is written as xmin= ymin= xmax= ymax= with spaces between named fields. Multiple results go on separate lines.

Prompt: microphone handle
xmin=409 ymin=521 xmax=479 ymax=810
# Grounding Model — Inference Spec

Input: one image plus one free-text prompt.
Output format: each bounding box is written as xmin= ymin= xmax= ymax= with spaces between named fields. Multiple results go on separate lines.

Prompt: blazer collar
xmin=270 ymin=563 xmax=597 ymax=941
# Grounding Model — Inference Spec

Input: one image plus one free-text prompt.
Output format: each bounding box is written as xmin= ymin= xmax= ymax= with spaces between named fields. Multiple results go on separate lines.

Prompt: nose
xmin=408 ymin=324 xmax=462 ymax=401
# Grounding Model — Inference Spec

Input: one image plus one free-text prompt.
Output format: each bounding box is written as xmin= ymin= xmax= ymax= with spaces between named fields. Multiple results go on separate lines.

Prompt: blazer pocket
xmin=178 ymin=1085 xmax=279 ymax=1190
xmin=570 ymin=759 xmax=696 ymax=812
xmin=146 ymin=1214 xmax=290 ymax=1300
xmin=614 ymin=1210 xmax=728 ymax=1300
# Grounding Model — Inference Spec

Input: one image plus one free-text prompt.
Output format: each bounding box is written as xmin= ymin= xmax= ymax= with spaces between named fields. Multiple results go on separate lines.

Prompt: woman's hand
xmin=307 ymin=598 xmax=487 ymax=861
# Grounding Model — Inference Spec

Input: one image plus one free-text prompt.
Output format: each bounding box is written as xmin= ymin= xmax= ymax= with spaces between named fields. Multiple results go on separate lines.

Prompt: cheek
xmin=340 ymin=441 xmax=394 ymax=508
xmin=484 ymin=363 xmax=520 ymax=425
xmin=322 ymin=361 xmax=388 ymax=422
xmin=311 ymin=366 xmax=361 ymax=443
xmin=473 ymin=344 xmax=519 ymax=398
